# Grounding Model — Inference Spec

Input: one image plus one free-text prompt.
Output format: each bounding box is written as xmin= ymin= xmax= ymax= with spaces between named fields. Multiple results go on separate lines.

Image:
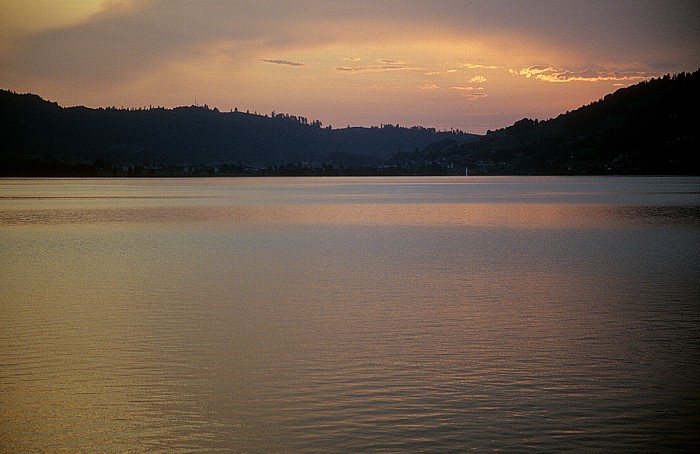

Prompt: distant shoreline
xmin=3 ymin=71 xmax=699 ymax=176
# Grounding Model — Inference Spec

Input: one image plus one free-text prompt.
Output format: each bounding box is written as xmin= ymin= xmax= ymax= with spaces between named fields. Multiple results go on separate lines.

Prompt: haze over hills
xmin=1 ymin=69 xmax=698 ymax=176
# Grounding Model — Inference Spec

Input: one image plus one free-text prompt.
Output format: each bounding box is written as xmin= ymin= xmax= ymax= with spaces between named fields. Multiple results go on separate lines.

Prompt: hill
xmin=2 ymin=70 xmax=698 ymax=176
xmin=0 ymin=91 xmax=473 ymax=176
xmin=397 ymin=70 xmax=700 ymax=175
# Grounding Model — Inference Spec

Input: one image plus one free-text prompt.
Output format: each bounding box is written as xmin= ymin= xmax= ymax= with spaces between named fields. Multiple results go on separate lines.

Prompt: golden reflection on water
xmin=1 ymin=177 xmax=699 ymax=451
xmin=0 ymin=202 xmax=675 ymax=230
xmin=2 ymin=176 xmax=698 ymax=229
xmin=1 ymin=224 xmax=268 ymax=451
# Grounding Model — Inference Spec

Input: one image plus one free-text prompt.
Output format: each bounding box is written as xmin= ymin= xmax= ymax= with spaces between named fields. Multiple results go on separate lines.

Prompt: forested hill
xmin=398 ymin=70 xmax=700 ymax=175
xmin=2 ymin=69 xmax=698 ymax=176
xmin=0 ymin=90 xmax=473 ymax=175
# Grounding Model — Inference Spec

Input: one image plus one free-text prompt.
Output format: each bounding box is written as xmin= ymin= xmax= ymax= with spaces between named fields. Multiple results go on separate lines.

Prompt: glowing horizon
xmin=1 ymin=0 xmax=698 ymax=133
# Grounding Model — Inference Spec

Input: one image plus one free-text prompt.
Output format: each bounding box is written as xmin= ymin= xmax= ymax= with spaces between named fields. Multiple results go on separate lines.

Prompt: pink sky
xmin=2 ymin=0 xmax=698 ymax=133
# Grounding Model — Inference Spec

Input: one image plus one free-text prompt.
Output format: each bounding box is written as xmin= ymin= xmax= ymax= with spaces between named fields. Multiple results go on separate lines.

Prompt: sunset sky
xmin=1 ymin=0 xmax=699 ymax=133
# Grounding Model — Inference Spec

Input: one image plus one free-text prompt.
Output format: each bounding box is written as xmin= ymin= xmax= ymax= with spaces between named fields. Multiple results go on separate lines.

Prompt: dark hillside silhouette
xmin=398 ymin=70 xmax=700 ymax=175
xmin=1 ymin=69 xmax=698 ymax=175
xmin=0 ymin=91 xmax=472 ymax=175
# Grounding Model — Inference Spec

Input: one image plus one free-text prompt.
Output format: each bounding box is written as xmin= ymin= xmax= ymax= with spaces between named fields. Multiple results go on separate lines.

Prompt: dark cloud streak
xmin=261 ymin=59 xmax=306 ymax=67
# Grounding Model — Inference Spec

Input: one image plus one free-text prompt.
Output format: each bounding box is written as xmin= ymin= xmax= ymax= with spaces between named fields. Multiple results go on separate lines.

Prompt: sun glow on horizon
xmin=1 ymin=0 xmax=697 ymax=133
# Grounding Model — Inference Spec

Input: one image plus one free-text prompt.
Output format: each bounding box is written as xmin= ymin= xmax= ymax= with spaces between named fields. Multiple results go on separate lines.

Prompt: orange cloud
xmin=516 ymin=65 xmax=651 ymax=83
xmin=451 ymin=86 xmax=487 ymax=100
xmin=460 ymin=63 xmax=499 ymax=69
xmin=335 ymin=65 xmax=424 ymax=73
xmin=469 ymin=75 xmax=487 ymax=83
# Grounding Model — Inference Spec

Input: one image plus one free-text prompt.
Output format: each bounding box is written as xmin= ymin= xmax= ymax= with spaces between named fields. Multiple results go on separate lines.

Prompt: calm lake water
xmin=1 ymin=176 xmax=699 ymax=452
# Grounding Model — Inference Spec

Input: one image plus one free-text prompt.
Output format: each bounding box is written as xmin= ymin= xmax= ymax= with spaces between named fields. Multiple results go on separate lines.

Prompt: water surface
xmin=1 ymin=176 xmax=699 ymax=452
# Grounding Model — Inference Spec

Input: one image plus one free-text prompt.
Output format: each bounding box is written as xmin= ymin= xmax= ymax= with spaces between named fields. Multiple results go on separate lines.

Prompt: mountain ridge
xmin=0 ymin=91 xmax=473 ymax=176
xmin=1 ymin=69 xmax=699 ymax=176
xmin=397 ymin=70 xmax=699 ymax=175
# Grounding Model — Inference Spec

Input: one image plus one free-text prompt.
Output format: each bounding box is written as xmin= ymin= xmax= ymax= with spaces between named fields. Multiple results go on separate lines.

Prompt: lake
xmin=1 ymin=176 xmax=699 ymax=452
